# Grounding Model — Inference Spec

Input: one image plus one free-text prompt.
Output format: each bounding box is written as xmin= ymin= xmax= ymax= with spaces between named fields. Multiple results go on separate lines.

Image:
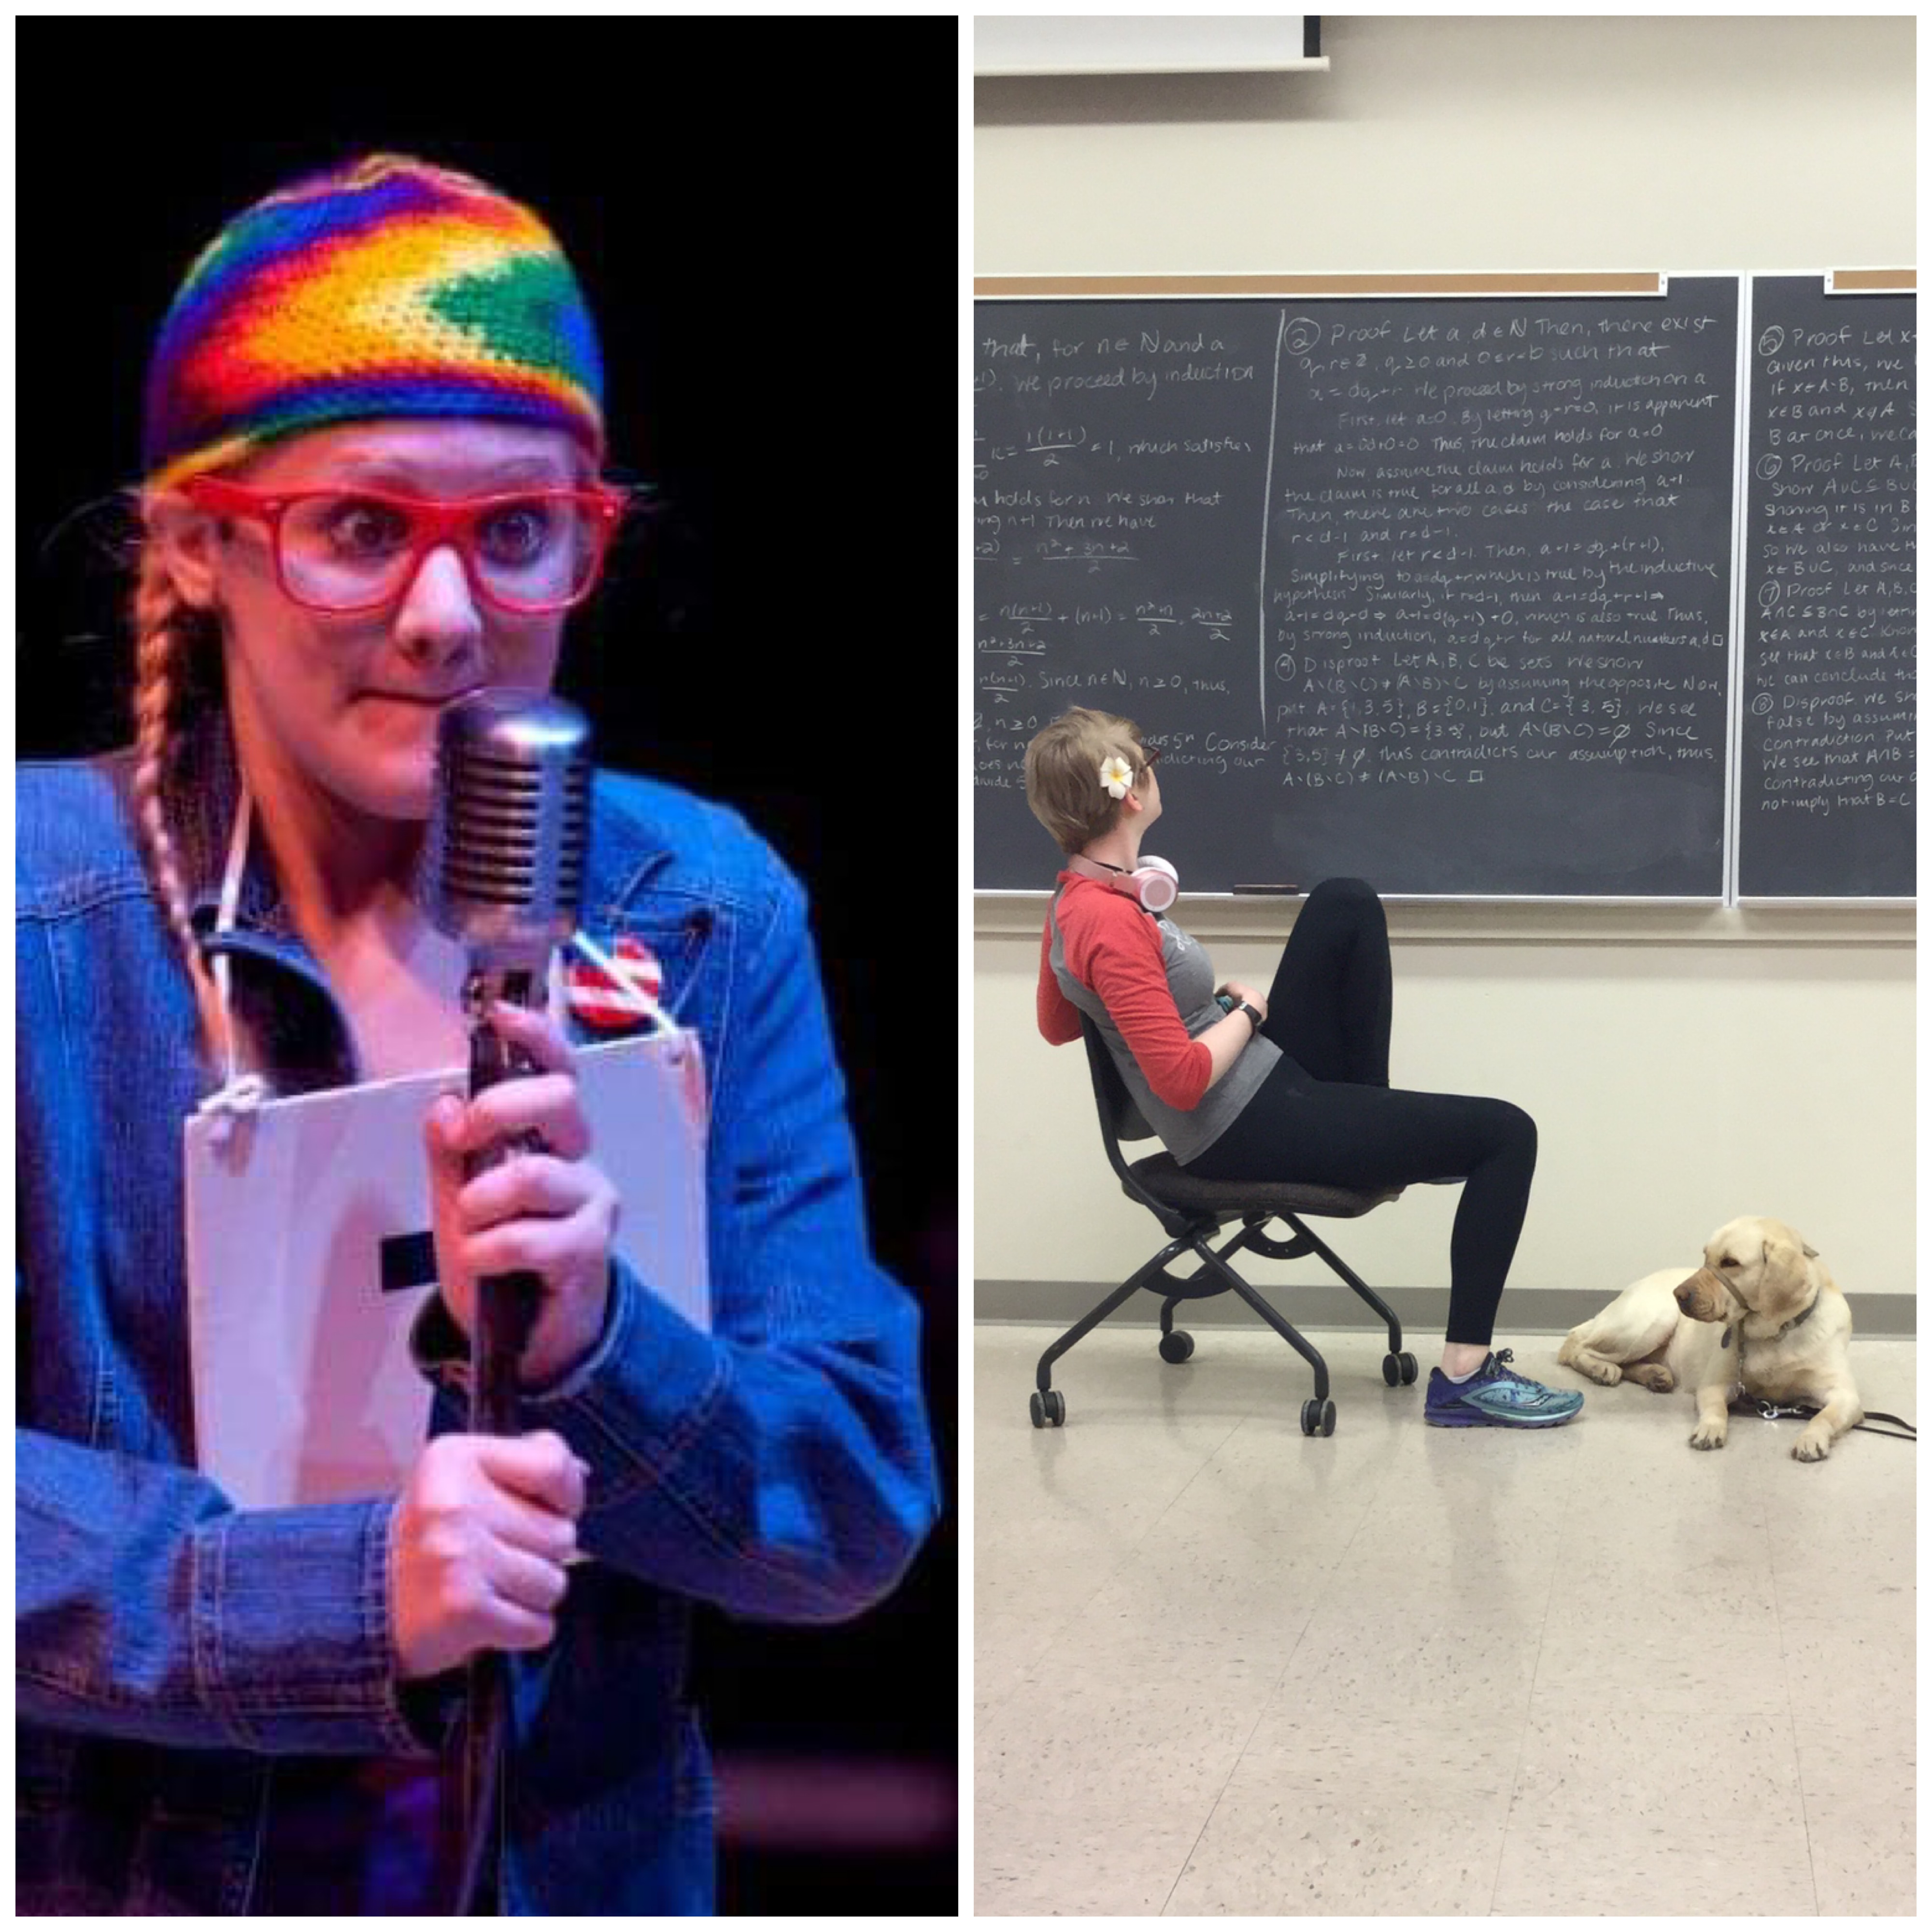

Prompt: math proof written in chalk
xmin=974 ymin=277 xmax=1912 ymax=899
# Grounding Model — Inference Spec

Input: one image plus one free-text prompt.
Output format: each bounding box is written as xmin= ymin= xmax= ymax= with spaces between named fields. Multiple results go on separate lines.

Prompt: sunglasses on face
xmin=181 ymin=477 xmax=631 ymax=616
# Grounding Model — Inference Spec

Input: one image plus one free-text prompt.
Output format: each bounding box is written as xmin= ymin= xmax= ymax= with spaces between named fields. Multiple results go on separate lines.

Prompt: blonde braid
xmin=128 ymin=542 xmax=226 ymax=1061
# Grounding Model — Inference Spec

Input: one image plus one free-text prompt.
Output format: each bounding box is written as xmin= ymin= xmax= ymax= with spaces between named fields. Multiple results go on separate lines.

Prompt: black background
xmin=17 ymin=17 xmax=958 ymax=1915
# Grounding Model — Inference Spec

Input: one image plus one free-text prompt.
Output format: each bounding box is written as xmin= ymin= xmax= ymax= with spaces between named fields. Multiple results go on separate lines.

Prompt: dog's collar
xmin=1737 ymin=1290 xmax=1819 ymax=1348
xmin=1775 ymin=1291 xmax=1820 ymax=1340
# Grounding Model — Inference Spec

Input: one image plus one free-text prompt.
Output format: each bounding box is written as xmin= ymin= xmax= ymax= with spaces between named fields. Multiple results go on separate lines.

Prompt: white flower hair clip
xmin=1099 ymin=753 xmax=1135 ymax=799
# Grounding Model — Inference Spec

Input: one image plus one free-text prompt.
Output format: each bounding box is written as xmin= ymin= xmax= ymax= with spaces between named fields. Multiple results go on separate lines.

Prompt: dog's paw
xmin=1567 ymin=1356 xmax=1621 ymax=1386
xmin=1625 ymin=1363 xmax=1676 ymax=1394
xmin=1791 ymin=1434 xmax=1831 ymax=1463
xmin=1688 ymin=1421 xmax=1728 ymax=1451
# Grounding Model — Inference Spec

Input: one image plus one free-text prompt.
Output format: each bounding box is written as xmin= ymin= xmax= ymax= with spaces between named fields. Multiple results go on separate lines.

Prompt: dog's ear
xmin=1762 ymin=1234 xmax=1807 ymax=1287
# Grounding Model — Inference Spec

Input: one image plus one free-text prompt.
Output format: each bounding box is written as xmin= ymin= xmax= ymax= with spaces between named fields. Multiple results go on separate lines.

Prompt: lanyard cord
xmin=194 ymin=786 xmax=270 ymax=1123
xmin=194 ymin=788 xmax=682 ymax=1129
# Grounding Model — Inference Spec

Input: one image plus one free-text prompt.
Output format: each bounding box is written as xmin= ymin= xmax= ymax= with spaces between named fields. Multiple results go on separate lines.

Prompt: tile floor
xmin=974 ymin=1321 xmax=1915 ymax=1916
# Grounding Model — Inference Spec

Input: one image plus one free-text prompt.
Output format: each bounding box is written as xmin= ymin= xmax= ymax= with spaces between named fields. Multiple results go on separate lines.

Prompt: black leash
xmin=1729 ymin=1395 xmax=1917 ymax=1443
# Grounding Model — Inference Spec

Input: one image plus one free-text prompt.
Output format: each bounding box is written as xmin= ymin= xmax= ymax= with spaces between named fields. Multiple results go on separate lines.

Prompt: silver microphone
xmin=425 ymin=687 xmax=594 ymax=1431
xmin=427 ymin=687 xmax=593 ymax=983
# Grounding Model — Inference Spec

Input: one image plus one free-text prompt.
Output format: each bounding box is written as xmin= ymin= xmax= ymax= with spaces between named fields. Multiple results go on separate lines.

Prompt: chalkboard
xmin=1738 ymin=279 xmax=1915 ymax=896
xmin=975 ymin=282 xmax=1740 ymax=895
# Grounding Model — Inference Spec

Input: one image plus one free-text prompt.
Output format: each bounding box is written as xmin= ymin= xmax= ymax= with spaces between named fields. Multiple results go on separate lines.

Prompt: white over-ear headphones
xmin=1067 ymin=852 xmax=1179 ymax=913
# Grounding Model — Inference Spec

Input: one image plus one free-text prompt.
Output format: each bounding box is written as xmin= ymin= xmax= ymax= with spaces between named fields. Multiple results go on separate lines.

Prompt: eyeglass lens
xmin=278 ymin=496 xmax=601 ymax=611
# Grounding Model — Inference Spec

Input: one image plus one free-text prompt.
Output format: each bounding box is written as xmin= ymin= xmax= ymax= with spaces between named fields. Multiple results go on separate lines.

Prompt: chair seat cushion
xmin=1126 ymin=1152 xmax=1402 ymax=1221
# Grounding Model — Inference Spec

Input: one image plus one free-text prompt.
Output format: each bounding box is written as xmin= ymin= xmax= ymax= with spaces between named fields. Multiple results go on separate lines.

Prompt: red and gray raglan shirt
xmin=1037 ymin=871 xmax=1280 ymax=1165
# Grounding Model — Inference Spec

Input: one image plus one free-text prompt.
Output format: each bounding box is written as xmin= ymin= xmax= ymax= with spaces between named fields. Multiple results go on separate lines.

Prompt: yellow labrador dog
xmin=1557 ymin=1216 xmax=1862 ymax=1461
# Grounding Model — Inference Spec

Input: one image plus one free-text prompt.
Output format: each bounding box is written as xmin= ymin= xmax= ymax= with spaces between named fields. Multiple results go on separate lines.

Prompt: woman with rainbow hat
xmin=17 ymin=153 xmax=937 ymax=1915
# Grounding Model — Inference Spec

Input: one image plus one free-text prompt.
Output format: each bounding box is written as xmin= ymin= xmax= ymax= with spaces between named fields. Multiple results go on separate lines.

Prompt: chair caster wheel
xmin=1158 ymin=1329 xmax=1194 ymax=1364
xmin=1399 ymin=1352 xmax=1419 ymax=1385
xmin=1300 ymin=1397 xmax=1336 ymax=1437
xmin=1030 ymin=1389 xmax=1065 ymax=1428
xmin=1383 ymin=1351 xmax=1420 ymax=1386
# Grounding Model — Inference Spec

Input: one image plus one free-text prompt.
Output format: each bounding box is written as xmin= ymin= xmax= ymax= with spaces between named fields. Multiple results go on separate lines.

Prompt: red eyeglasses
xmin=182 ymin=477 xmax=631 ymax=616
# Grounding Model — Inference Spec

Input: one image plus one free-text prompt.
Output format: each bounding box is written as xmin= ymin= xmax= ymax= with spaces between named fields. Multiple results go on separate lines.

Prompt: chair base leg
xmin=1216 ymin=1274 xmax=1329 ymax=1403
xmin=1034 ymin=1232 xmax=1198 ymax=1394
xmin=1238 ymin=1213 xmax=1406 ymax=1358
xmin=1030 ymin=1214 xmax=1412 ymax=1421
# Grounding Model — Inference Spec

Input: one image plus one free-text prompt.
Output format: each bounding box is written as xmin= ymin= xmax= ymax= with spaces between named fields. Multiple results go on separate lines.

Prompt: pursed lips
xmin=358 ymin=688 xmax=475 ymax=709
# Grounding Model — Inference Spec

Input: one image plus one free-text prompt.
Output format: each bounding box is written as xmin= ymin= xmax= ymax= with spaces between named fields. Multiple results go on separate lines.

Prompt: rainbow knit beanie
xmin=142 ymin=153 xmax=605 ymax=490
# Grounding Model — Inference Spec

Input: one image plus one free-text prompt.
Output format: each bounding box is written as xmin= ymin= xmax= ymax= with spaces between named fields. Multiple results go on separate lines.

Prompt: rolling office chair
xmin=1029 ymin=1017 xmax=1419 ymax=1436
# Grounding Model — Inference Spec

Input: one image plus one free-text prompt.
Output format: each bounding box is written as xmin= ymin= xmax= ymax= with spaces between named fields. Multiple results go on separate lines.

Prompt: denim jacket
xmin=16 ymin=719 xmax=939 ymax=1914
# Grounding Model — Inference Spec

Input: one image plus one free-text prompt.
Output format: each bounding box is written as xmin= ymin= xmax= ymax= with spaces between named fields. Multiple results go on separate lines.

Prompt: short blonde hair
xmin=1023 ymin=707 xmax=1151 ymax=854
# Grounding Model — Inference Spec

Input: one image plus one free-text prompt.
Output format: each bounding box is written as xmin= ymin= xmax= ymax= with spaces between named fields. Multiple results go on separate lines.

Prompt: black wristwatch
xmin=1232 ymin=1000 xmax=1264 ymax=1037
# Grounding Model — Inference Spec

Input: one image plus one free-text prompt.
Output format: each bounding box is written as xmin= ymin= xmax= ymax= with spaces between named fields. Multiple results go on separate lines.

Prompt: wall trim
xmin=974 ymin=894 xmax=1915 ymax=947
xmin=976 ymin=1280 xmax=1916 ymax=1337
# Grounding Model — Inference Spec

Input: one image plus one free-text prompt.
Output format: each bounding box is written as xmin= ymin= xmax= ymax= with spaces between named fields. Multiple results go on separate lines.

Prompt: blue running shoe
xmin=1424 ymin=1349 xmax=1584 ymax=1429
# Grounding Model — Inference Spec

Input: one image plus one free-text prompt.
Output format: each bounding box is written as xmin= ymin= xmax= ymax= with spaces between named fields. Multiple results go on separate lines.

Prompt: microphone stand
xmin=454 ymin=965 xmax=545 ymax=1917
xmin=425 ymin=686 xmax=593 ymax=1913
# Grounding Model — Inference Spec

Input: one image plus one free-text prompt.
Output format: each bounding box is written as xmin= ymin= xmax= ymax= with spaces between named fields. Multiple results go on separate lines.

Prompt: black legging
xmin=1185 ymin=877 xmax=1535 ymax=1347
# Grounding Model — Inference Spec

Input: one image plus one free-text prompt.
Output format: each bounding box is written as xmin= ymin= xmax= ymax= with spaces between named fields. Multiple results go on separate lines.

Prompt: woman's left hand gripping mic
xmin=426 ymin=998 xmax=621 ymax=1397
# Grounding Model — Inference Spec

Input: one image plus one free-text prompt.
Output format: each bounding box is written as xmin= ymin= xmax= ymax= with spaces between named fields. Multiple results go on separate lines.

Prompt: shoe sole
xmin=1425 ymin=1406 xmax=1580 ymax=1429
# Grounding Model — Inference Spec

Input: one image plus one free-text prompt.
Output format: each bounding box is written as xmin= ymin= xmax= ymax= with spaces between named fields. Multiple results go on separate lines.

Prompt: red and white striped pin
xmin=565 ymin=934 xmax=664 ymax=1033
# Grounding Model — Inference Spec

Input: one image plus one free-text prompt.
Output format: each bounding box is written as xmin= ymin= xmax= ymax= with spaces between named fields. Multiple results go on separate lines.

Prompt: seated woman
xmin=1024 ymin=705 xmax=1581 ymax=1430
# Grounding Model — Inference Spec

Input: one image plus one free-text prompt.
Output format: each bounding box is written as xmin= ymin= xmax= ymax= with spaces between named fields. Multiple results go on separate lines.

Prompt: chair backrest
xmin=1080 ymin=1017 xmax=1155 ymax=1160
xmin=1080 ymin=1015 xmax=1209 ymax=1236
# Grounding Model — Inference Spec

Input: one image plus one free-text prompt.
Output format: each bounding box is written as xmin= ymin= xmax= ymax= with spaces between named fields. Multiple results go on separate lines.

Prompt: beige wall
xmin=976 ymin=15 xmax=1915 ymax=273
xmin=975 ymin=904 xmax=1915 ymax=1303
xmin=973 ymin=15 xmax=1916 ymax=1310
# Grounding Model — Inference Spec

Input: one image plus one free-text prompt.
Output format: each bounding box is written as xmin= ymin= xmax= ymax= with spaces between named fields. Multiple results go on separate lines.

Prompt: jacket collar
xmin=172 ymin=711 xmax=305 ymax=961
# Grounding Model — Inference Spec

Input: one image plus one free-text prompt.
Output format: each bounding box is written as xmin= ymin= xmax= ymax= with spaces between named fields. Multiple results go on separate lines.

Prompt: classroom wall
xmin=973 ymin=15 xmax=1917 ymax=1320
xmin=975 ymin=14 xmax=1915 ymax=273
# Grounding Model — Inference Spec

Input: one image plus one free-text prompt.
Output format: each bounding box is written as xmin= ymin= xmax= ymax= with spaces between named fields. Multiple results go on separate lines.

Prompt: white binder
xmin=184 ymin=1033 xmax=709 ymax=1510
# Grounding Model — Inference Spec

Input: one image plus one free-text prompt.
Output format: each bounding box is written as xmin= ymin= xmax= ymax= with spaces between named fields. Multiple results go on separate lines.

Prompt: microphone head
xmin=426 ymin=689 xmax=592 ymax=969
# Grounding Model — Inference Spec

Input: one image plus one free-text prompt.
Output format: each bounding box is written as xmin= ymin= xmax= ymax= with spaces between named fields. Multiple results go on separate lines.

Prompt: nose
xmin=392 ymin=543 xmax=484 ymax=666
xmin=1675 ymin=1267 xmax=1723 ymax=1318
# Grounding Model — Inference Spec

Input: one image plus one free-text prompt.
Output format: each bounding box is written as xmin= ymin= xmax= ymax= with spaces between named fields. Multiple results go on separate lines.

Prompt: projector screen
xmin=973 ymin=16 xmax=1325 ymax=77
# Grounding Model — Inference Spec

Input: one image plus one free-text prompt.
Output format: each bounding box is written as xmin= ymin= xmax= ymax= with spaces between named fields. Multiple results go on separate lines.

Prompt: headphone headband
xmin=1067 ymin=852 xmax=1179 ymax=913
